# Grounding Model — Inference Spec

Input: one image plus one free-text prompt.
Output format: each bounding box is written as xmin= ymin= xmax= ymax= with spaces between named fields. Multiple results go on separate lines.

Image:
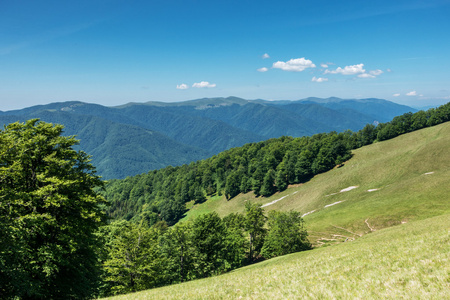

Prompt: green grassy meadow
xmin=185 ymin=122 xmax=450 ymax=246
xmin=103 ymin=122 xmax=450 ymax=299
xmin=104 ymin=213 xmax=449 ymax=299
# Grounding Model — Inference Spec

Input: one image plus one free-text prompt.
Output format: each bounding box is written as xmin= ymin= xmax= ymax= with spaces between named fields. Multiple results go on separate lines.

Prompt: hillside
xmin=102 ymin=121 xmax=450 ymax=300
xmin=104 ymin=214 xmax=449 ymax=299
xmin=0 ymin=97 xmax=415 ymax=179
xmin=184 ymin=121 xmax=450 ymax=245
xmin=0 ymin=109 xmax=210 ymax=179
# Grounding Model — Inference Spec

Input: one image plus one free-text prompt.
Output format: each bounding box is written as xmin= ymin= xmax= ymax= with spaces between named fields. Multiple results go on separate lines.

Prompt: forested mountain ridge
xmin=0 ymin=97 xmax=416 ymax=179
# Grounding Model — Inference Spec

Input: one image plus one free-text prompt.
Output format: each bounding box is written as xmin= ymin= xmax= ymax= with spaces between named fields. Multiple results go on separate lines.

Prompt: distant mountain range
xmin=0 ymin=97 xmax=416 ymax=179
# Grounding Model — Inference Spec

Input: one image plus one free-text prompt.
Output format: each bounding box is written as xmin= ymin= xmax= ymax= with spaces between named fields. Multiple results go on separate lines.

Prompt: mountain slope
xmin=0 ymin=110 xmax=209 ymax=179
xmin=0 ymin=97 xmax=417 ymax=179
xmin=103 ymin=213 xmax=449 ymax=299
xmin=298 ymin=97 xmax=417 ymax=122
xmin=184 ymin=121 xmax=450 ymax=245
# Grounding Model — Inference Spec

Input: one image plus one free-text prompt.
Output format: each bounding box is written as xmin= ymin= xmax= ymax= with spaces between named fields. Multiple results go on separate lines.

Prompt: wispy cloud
xmin=393 ymin=93 xmax=400 ymax=97
xmin=320 ymin=63 xmax=329 ymax=68
xmin=192 ymin=81 xmax=216 ymax=88
xmin=358 ymin=73 xmax=375 ymax=78
xmin=312 ymin=76 xmax=328 ymax=82
xmin=176 ymin=84 xmax=188 ymax=89
xmin=262 ymin=53 xmax=270 ymax=59
xmin=369 ymin=69 xmax=383 ymax=76
xmin=406 ymin=91 xmax=417 ymax=96
xmin=0 ymin=21 xmax=97 ymax=56
xmin=325 ymin=63 xmax=365 ymax=75
xmin=273 ymin=58 xmax=316 ymax=72
xmin=257 ymin=67 xmax=268 ymax=72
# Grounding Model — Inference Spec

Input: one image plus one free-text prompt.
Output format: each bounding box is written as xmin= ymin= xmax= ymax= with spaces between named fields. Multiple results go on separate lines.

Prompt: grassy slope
xmin=105 ymin=213 xmax=449 ymax=299
xmin=184 ymin=121 xmax=450 ymax=245
xmin=104 ymin=123 xmax=450 ymax=299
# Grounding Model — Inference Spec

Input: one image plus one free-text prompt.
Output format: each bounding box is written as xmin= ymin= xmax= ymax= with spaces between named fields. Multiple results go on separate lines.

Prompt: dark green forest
xmin=0 ymin=97 xmax=415 ymax=179
xmin=102 ymin=102 xmax=450 ymax=226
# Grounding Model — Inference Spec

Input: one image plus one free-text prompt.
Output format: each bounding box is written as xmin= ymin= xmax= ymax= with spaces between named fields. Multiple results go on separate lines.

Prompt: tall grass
xmin=102 ymin=123 xmax=450 ymax=299
xmin=103 ymin=213 xmax=449 ymax=299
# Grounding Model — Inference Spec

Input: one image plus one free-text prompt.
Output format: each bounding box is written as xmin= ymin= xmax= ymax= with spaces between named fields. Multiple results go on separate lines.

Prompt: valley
xmin=0 ymin=97 xmax=415 ymax=179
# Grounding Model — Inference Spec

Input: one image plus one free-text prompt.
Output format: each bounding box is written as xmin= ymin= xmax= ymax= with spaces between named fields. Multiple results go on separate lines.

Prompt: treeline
xmin=102 ymin=102 xmax=450 ymax=225
xmin=98 ymin=203 xmax=311 ymax=297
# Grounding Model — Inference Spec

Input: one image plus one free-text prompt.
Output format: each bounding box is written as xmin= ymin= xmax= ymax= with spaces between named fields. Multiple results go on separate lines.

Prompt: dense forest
xmin=102 ymin=102 xmax=450 ymax=226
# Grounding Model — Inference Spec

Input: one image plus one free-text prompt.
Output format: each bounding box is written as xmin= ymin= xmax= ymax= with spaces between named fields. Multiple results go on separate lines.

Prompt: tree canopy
xmin=0 ymin=119 xmax=106 ymax=300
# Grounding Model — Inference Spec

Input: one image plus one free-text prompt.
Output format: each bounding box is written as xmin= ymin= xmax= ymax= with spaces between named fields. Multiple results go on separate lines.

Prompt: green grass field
xmin=103 ymin=122 xmax=450 ymax=299
xmin=103 ymin=213 xmax=449 ymax=299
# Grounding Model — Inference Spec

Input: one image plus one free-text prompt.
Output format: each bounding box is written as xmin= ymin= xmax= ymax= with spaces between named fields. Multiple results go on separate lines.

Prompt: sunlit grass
xmin=183 ymin=122 xmax=450 ymax=246
xmin=103 ymin=213 xmax=450 ymax=299
xmin=102 ymin=123 xmax=450 ymax=299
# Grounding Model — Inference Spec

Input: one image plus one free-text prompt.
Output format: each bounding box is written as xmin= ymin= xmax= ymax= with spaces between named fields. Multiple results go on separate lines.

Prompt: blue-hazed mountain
xmin=0 ymin=97 xmax=416 ymax=179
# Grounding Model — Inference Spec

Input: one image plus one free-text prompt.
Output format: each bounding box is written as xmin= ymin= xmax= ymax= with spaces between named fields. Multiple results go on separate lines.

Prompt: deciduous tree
xmin=0 ymin=119 xmax=106 ymax=299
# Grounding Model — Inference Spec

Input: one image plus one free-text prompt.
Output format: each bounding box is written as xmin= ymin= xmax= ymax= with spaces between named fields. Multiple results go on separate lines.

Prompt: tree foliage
xmin=100 ymin=207 xmax=311 ymax=297
xmin=261 ymin=210 xmax=311 ymax=258
xmin=0 ymin=119 xmax=106 ymax=300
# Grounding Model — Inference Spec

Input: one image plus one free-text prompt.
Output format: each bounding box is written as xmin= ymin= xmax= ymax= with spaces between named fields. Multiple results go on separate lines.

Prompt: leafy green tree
xmin=102 ymin=221 xmax=166 ymax=295
xmin=190 ymin=212 xmax=229 ymax=278
xmin=260 ymin=169 xmax=276 ymax=196
xmin=244 ymin=202 xmax=267 ymax=261
xmin=295 ymin=149 xmax=313 ymax=182
xmin=0 ymin=119 xmax=106 ymax=300
xmin=159 ymin=197 xmax=186 ymax=225
xmin=158 ymin=221 xmax=195 ymax=284
xmin=225 ymin=171 xmax=241 ymax=199
xmin=261 ymin=210 xmax=311 ymax=259
xmin=222 ymin=213 xmax=248 ymax=269
xmin=275 ymin=161 xmax=289 ymax=191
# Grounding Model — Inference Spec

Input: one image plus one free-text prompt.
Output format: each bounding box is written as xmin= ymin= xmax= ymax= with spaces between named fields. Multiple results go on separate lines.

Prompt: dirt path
xmin=365 ymin=218 xmax=376 ymax=232
xmin=331 ymin=224 xmax=362 ymax=237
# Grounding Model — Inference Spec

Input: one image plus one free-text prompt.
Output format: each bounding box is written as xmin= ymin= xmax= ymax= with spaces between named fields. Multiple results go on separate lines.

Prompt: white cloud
xmin=357 ymin=73 xmax=375 ymax=78
xmin=272 ymin=57 xmax=316 ymax=72
xmin=312 ymin=76 xmax=328 ymax=82
xmin=393 ymin=93 xmax=400 ymax=97
xmin=257 ymin=67 xmax=268 ymax=72
xmin=176 ymin=83 xmax=188 ymax=90
xmin=370 ymin=69 xmax=383 ymax=76
xmin=321 ymin=63 xmax=328 ymax=68
xmin=357 ymin=69 xmax=383 ymax=78
xmin=262 ymin=53 xmax=270 ymax=59
xmin=324 ymin=63 xmax=365 ymax=75
xmin=192 ymin=81 xmax=216 ymax=88
xmin=406 ymin=91 xmax=417 ymax=96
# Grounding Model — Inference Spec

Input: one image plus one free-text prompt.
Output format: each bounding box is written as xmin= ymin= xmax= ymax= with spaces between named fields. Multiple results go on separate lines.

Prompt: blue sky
xmin=1 ymin=0 xmax=450 ymax=111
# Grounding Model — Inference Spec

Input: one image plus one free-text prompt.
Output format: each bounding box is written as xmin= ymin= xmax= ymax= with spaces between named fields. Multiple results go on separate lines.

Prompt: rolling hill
xmin=185 ymin=121 xmax=450 ymax=245
xmin=103 ymin=121 xmax=450 ymax=300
